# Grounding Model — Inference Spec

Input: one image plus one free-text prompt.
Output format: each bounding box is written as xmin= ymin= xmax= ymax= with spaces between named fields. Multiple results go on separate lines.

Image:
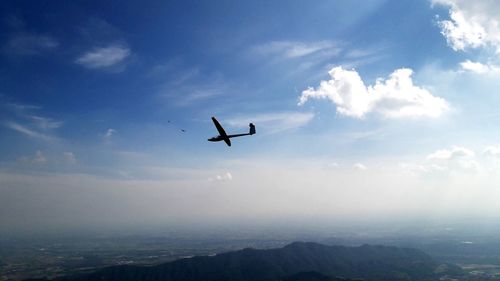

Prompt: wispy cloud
xmin=3 ymin=33 xmax=58 ymax=57
xmin=226 ymin=111 xmax=314 ymax=134
xmin=175 ymin=86 xmax=226 ymax=106
xmin=17 ymin=150 xmax=47 ymax=164
xmin=353 ymin=163 xmax=367 ymax=171
xmin=208 ymin=171 xmax=233 ymax=182
xmin=2 ymin=101 xmax=62 ymax=142
xmin=29 ymin=115 xmax=63 ymax=129
xmin=63 ymin=152 xmax=77 ymax=164
xmin=75 ymin=44 xmax=130 ymax=69
xmin=251 ymin=41 xmax=386 ymax=80
xmin=155 ymin=63 xmax=230 ymax=106
xmin=344 ymin=48 xmax=381 ymax=59
xmin=252 ymin=40 xmax=339 ymax=58
xmin=4 ymin=121 xmax=54 ymax=141
xmin=33 ymin=151 xmax=46 ymax=163
xmin=6 ymin=103 xmax=42 ymax=111
xmin=103 ymin=128 xmax=116 ymax=143
xmin=484 ymin=146 xmax=500 ymax=157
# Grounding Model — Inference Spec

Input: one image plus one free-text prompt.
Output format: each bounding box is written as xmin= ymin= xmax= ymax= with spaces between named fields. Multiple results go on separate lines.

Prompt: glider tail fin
xmin=249 ymin=123 xmax=256 ymax=135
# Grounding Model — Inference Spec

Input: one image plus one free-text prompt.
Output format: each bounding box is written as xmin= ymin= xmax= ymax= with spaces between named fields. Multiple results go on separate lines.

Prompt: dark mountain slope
xmin=50 ymin=242 xmax=451 ymax=281
xmin=280 ymin=271 xmax=360 ymax=281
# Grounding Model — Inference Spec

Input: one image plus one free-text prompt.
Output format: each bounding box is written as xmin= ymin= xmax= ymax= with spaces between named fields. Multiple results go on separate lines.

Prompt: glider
xmin=208 ymin=117 xmax=255 ymax=146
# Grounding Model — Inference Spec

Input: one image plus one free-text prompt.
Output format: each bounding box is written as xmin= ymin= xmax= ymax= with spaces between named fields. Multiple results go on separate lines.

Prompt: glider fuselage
xmin=208 ymin=117 xmax=255 ymax=146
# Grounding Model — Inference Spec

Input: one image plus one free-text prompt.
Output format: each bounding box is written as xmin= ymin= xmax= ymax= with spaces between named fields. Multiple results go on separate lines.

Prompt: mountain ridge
xmin=30 ymin=241 xmax=460 ymax=281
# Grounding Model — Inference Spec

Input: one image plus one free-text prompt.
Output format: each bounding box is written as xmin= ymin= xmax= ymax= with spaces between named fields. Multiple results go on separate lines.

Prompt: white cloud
xmin=103 ymin=128 xmax=116 ymax=142
xmin=6 ymin=102 xmax=42 ymax=111
xmin=427 ymin=145 xmax=475 ymax=160
xmin=400 ymin=146 xmax=484 ymax=176
xmin=344 ymin=47 xmax=384 ymax=59
xmin=174 ymin=86 xmax=226 ymax=106
xmin=353 ymin=163 xmax=367 ymax=170
xmin=484 ymin=145 xmax=500 ymax=157
xmin=253 ymin=40 xmax=339 ymax=58
xmin=433 ymin=0 xmax=500 ymax=52
xmin=298 ymin=66 xmax=449 ymax=119
xmin=75 ymin=45 xmax=130 ymax=69
xmin=458 ymin=159 xmax=480 ymax=171
xmin=30 ymin=115 xmax=63 ymax=129
xmin=459 ymin=60 xmax=499 ymax=73
xmin=226 ymin=112 xmax=314 ymax=134
xmin=63 ymin=152 xmax=77 ymax=164
xmin=2 ymin=102 xmax=61 ymax=141
xmin=423 ymin=145 xmax=480 ymax=174
xmin=4 ymin=121 xmax=54 ymax=141
xmin=209 ymin=172 xmax=233 ymax=182
xmin=156 ymin=65 xmax=230 ymax=106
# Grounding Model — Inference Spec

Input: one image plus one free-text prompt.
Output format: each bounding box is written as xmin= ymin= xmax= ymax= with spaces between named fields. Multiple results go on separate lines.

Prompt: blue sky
xmin=2 ymin=0 xmax=500 ymax=234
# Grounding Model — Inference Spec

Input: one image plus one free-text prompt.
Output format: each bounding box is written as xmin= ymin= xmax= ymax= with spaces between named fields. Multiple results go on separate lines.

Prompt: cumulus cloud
xmin=400 ymin=145 xmax=486 ymax=176
xmin=226 ymin=112 xmax=314 ymax=134
xmin=298 ymin=66 xmax=449 ymax=119
xmin=433 ymin=0 xmax=500 ymax=52
xmin=427 ymin=145 xmax=475 ymax=160
xmin=405 ymin=144 xmax=500 ymax=176
xmin=425 ymin=145 xmax=479 ymax=173
xmin=459 ymin=60 xmax=499 ymax=73
xmin=75 ymin=45 xmax=130 ymax=69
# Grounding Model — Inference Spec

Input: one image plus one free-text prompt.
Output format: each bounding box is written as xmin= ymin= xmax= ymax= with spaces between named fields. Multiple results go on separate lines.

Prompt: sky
xmin=2 ymin=0 xmax=500 ymax=236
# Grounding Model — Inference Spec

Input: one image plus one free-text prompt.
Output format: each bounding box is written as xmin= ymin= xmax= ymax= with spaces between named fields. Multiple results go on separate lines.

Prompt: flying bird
xmin=167 ymin=120 xmax=186 ymax=134
xmin=208 ymin=117 xmax=255 ymax=146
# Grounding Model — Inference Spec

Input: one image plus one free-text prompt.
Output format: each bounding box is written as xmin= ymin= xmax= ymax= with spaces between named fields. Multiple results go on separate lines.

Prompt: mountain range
xmin=28 ymin=241 xmax=463 ymax=281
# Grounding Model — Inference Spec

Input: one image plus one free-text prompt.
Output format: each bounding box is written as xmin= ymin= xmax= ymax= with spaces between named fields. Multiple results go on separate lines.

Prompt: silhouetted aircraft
xmin=208 ymin=117 xmax=255 ymax=146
